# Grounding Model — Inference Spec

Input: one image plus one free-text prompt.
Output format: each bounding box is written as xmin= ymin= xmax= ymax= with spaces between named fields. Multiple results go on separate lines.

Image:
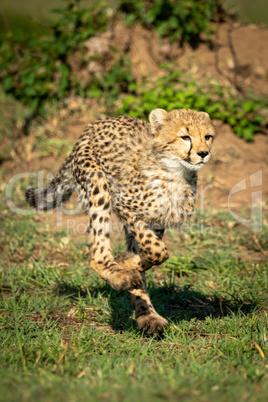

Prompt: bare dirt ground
xmin=2 ymin=20 xmax=268 ymax=234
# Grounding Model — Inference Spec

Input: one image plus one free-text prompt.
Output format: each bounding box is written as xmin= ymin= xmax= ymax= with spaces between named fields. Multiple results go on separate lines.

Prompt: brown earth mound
xmin=2 ymin=21 xmax=268 ymax=228
xmin=93 ymin=20 xmax=268 ymax=95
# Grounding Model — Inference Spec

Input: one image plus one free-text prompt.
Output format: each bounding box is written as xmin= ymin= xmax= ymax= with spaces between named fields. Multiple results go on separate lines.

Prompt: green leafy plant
xmin=116 ymin=71 xmax=267 ymax=141
xmin=0 ymin=0 xmax=266 ymax=141
xmin=83 ymin=53 xmax=134 ymax=104
xmin=0 ymin=0 xmax=110 ymax=128
xmin=119 ymin=0 xmax=221 ymax=43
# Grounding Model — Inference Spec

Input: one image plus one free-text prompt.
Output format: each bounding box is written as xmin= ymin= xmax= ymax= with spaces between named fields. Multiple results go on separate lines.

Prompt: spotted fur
xmin=26 ymin=108 xmax=215 ymax=334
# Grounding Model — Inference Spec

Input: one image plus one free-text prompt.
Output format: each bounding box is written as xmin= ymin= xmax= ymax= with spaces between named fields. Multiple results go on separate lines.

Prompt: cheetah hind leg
xmin=90 ymin=229 xmax=144 ymax=291
xmin=83 ymin=170 xmax=143 ymax=292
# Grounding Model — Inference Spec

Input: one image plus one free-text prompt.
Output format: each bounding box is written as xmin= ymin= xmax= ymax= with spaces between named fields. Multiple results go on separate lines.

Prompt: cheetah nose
xmin=197 ymin=151 xmax=209 ymax=159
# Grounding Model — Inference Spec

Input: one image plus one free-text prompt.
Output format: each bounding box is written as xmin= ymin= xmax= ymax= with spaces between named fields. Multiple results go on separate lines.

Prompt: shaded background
xmin=1 ymin=0 xmax=268 ymax=39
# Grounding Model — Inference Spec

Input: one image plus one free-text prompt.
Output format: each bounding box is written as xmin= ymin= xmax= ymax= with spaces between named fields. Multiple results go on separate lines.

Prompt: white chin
xmin=179 ymin=160 xmax=205 ymax=171
xmin=159 ymin=155 xmax=206 ymax=172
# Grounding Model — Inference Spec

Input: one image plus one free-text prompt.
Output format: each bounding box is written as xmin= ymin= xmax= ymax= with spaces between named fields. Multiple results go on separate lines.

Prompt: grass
xmin=1 ymin=175 xmax=268 ymax=402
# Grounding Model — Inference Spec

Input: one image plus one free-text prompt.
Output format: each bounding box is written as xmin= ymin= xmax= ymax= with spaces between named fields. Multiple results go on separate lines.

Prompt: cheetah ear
xmin=200 ymin=111 xmax=210 ymax=120
xmin=149 ymin=108 xmax=168 ymax=132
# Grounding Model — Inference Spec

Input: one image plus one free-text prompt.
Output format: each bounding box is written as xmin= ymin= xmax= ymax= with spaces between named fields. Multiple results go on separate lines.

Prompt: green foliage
xmin=0 ymin=0 xmax=110 ymax=118
xmin=0 ymin=0 xmax=266 ymax=141
xmin=83 ymin=53 xmax=134 ymax=103
xmin=117 ymin=72 xmax=267 ymax=141
xmin=119 ymin=0 xmax=220 ymax=42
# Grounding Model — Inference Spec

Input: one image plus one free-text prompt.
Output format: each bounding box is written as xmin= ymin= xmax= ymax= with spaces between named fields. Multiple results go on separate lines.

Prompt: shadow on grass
xmin=54 ymin=279 xmax=258 ymax=334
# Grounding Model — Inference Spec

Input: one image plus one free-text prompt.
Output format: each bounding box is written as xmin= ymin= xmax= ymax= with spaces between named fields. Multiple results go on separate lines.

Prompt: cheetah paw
xmin=91 ymin=259 xmax=144 ymax=291
xmin=109 ymin=268 xmax=143 ymax=291
xmin=136 ymin=313 xmax=169 ymax=334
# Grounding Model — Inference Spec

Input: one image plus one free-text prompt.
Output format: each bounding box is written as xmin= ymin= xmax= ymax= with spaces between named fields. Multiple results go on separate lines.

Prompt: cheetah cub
xmin=26 ymin=108 xmax=215 ymax=334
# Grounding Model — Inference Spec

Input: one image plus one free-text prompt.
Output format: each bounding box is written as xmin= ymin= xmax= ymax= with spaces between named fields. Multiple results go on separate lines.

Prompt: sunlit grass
xmin=1 ymin=182 xmax=267 ymax=401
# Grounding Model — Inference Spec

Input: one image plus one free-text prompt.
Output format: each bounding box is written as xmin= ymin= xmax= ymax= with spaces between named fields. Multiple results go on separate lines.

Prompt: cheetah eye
xmin=205 ymin=135 xmax=212 ymax=141
xmin=181 ymin=136 xmax=191 ymax=141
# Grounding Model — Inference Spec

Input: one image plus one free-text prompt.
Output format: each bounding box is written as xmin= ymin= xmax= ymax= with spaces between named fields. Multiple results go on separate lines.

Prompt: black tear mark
xmin=187 ymin=137 xmax=192 ymax=162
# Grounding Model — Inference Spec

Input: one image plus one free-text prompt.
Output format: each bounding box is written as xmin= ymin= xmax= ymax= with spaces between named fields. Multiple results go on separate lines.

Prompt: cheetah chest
xmin=110 ymin=174 xmax=196 ymax=229
xmin=142 ymin=177 xmax=196 ymax=228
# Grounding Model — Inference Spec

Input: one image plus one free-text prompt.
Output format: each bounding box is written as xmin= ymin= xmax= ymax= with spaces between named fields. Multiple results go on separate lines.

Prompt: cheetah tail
xmin=25 ymin=155 xmax=75 ymax=211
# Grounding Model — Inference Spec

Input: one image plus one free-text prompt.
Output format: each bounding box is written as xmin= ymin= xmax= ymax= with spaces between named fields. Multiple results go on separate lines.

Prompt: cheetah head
xmin=149 ymin=108 xmax=216 ymax=172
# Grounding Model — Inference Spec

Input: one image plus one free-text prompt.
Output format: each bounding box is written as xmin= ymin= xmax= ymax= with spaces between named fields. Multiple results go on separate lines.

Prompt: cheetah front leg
xmin=124 ymin=228 xmax=169 ymax=334
xmin=84 ymin=171 xmax=143 ymax=291
xmin=124 ymin=217 xmax=169 ymax=269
